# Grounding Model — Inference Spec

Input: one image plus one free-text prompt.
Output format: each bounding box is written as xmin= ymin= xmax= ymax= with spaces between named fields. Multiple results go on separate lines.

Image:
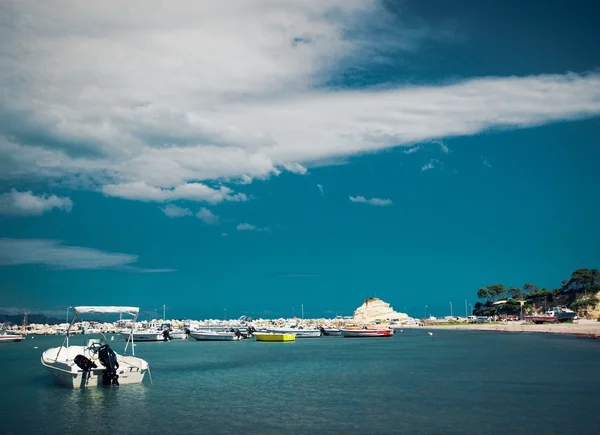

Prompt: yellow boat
xmin=253 ymin=332 xmax=296 ymax=342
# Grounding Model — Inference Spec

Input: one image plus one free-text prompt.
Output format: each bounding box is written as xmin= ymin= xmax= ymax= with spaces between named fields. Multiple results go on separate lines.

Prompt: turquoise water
xmin=1 ymin=330 xmax=600 ymax=435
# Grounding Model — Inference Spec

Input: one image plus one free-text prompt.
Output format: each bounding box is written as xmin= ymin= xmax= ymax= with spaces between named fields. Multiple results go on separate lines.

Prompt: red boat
xmin=0 ymin=332 xmax=24 ymax=343
xmin=340 ymin=328 xmax=394 ymax=338
xmin=523 ymin=312 xmax=558 ymax=324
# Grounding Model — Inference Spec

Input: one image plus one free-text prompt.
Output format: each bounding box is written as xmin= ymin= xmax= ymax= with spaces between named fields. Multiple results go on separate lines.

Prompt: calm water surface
xmin=1 ymin=330 xmax=599 ymax=435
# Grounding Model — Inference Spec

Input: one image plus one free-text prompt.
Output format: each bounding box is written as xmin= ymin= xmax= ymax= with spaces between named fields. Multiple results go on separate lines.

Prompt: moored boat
xmin=120 ymin=330 xmax=164 ymax=342
xmin=190 ymin=330 xmax=242 ymax=341
xmin=0 ymin=330 xmax=23 ymax=343
xmin=340 ymin=328 xmax=394 ymax=338
xmin=253 ymin=332 xmax=296 ymax=342
xmin=41 ymin=306 xmax=149 ymax=389
xmin=266 ymin=327 xmax=321 ymax=338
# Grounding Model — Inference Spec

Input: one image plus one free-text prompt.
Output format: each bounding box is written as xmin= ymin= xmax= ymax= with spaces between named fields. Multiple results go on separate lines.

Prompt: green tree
xmin=523 ymin=283 xmax=538 ymax=295
xmin=509 ymin=287 xmax=523 ymax=300
xmin=563 ymin=268 xmax=600 ymax=296
xmin=477 ymin=287 xmax=489 ymax=302
xmin=487 ymin=284 xmax=505 ymax=302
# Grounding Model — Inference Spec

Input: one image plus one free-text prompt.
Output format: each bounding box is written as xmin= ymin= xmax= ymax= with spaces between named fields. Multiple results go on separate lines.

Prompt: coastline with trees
xmin=472 ymin=268 xmax=600 ymax=319
xmin=408 ymin=268 xmax=600 ymax=339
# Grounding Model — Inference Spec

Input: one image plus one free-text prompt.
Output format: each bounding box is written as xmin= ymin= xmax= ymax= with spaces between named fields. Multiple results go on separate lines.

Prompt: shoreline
xmin=402 ymin=319 xmax=600 ymax=339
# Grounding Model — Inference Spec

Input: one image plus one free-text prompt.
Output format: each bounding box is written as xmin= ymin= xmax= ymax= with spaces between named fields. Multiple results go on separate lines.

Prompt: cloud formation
xmin=402 ymin=146 xmax=421 ymax=155
xmin=196 ymin=207 xmax=219 ymax=225
xmin=0 ymin=189 xmax=72 ymax=216
xmin=1 ymin=2 xmax=600 ymax=203
xmin=0 ymin=238 xmax=174 ymax=272
xmin=435 ymin=140 xmax=450 ymax=153
xmin=161 ymin=204 xmax=192 ymax=218
xmin=349 ymin=196 xmax=392 ymax=206
xmin=421 ymin=159 xmax=439 ymax=171
xmin=237 ymin=223 xmax=270 ymax=232
xmin=317 ymin=184 xmax=324 ymax=196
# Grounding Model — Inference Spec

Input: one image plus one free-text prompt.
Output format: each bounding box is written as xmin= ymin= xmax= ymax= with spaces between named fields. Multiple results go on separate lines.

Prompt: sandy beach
xmin=404 ymin=319 xmax=600 ymax=338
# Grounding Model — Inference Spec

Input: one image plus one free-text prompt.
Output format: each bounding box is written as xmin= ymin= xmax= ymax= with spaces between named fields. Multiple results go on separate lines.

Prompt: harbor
xmin=2 ymin=325 xmax=600 ymax=435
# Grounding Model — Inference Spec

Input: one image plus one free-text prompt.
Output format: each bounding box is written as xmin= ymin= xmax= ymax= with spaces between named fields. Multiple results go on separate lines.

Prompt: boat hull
xmin=266 ymin=328 xmax=321 ymax=338
xmin=523 ymin=315 xmax=558 ymax=324
xmin=41 ymin=346 xmax=148 ymax=389
xmin=320 ymin=328 xmax=342 ymax=336
xmin=168 ymin=331 xmax=187 ymax=339
xmin=190 ymin=331 xmax=238 ymax=341
xmin=0 ymin=335 xmax=24 ymax=343
xmin=121 ymin=332 xmax=164 ymax=342
xmin=556 ymin=312 xmax=578 ymax=322
xmin=254 ymin=333 xmax=296 ymax=342
xmin=340 ymin=329 xmax=394 ymax=338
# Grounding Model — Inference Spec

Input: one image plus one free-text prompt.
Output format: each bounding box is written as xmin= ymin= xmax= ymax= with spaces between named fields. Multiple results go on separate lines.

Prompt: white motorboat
xmin=266 ymin=327 xmax=322 ymax=338
xmin=120 ymin=330 xmax=164 ymax=342
xmin=169 ymin=329 xmax=188 ymax=340
xmin=41 ymin=306 xmax=149 ymax=389
xmin=189 ymin=330 xmax=242 ymax=341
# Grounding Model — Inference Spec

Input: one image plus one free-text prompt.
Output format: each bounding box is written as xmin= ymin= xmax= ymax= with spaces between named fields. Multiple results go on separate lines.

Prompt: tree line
xmin=473 ymin=268 xmax=600 ymax=317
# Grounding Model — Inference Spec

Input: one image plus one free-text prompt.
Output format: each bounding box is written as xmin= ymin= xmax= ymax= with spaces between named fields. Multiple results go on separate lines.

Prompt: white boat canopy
xmin=74 ymin=306 xmax=139 ymax=315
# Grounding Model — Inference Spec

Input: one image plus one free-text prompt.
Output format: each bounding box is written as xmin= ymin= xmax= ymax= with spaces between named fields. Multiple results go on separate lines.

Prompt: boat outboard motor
xmin=247 ymin=326 xmax=256 ymax=337
xmin=319 ymin=326 xmax=329 ymax=336
xmin=97 ymin=344 xmax=120 ymax=386
xmin=74 ymin=355 xmax=97 ymax=379
xmin=162 ymin=329 xmax=172 ymax=341
xmin=234 ymin=329 xmax=242 ymax=339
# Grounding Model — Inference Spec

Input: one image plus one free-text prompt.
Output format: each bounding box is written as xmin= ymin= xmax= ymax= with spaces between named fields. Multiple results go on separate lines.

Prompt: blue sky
xmin=1 ymin=0 xmax=599 ymax=320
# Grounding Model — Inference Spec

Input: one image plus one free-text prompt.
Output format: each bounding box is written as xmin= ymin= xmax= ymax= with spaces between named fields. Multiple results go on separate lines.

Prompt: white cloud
xmin=221 ymin=232 xmax=228 ymax=237
xmin=482 ymin=157 xmax=492 ymax=168
xmin=434 ymin=140 xmax=449 ymax=153
xmin=317 ymin=184 xmax=324 ymax=196
xmin=0 ymin=238 xmax=174 ymax=272
xmin=196 ymin=207 xmax=219 ymax=225
xmin=102 ymin=182 xmax=246 ymax=203
xmin=421 ymin=159 xmax=439 ymax=171
xmin=0 ymin=189 xmax=72 ymax=216
xmin=161 ymin=204 xmax=192 ymax=218
xmin=349 ymin=196 xmax=392 ymax=206
xmin=402 ymin=146 xmax=421 ymax=155
xmin=237 ymin=223 xmax=270 ymax=232
xmin=1 ymin=2 xmax=600 ymax=203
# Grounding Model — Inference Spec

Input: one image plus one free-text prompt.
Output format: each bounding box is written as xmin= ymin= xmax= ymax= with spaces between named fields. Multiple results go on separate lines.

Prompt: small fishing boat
xmin=266 ymin=327 xmax=321 ymax=338
xmin=253 ymin=332 xmax=296 ymax=342
xmin=524 ymin=306 xmax=579 ymax=324
xmin=523 ymin=313 xmax=558 ymax=324
xmin=340 ymin=328 xmax=394 ymax=338
xmin=190 ymin=330 xmax=242 ymax=341
xmin=0 ymin=330 xmax=23 ymax=343
xmin=120 ymin=330 xmax=164 ymax=342
xmin=41 ymin=306 xmax=149 ymax=389
xmin=550 ymin=306 xmax=578 ymax=322
xmin=169 ymin=329 xmax=188 ymax=339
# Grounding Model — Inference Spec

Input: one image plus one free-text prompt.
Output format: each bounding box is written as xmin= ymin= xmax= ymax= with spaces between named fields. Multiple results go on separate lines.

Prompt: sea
xmin=1 ymin=330 xmax=599 ymax=435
